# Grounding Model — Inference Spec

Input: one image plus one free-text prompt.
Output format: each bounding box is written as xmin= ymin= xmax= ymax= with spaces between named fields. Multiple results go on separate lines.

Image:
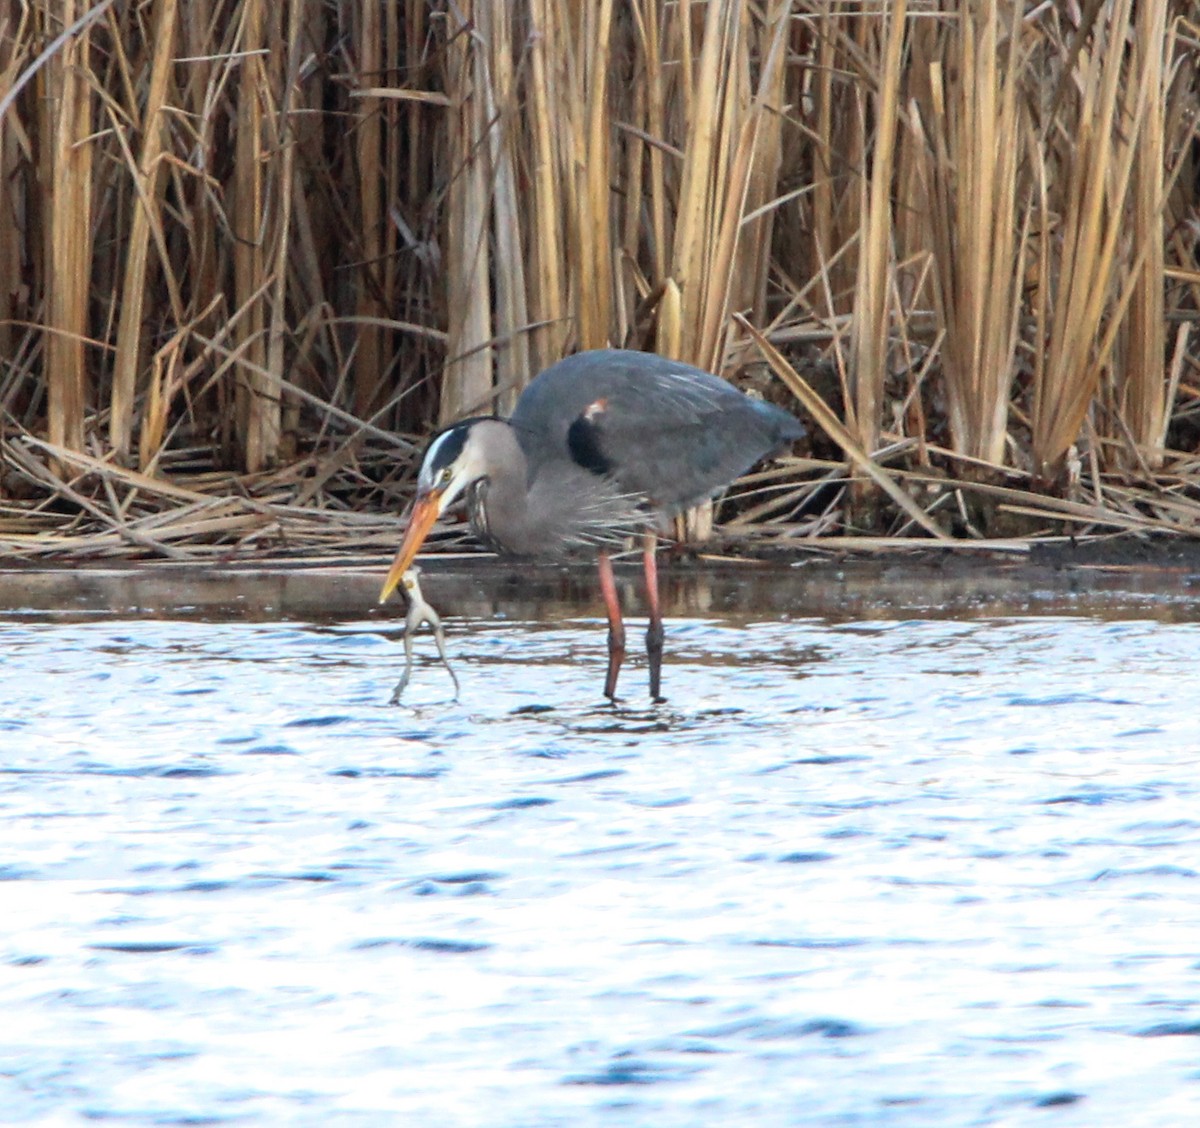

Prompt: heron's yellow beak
xmin=379 ymin=490 xmax=443 ymax=604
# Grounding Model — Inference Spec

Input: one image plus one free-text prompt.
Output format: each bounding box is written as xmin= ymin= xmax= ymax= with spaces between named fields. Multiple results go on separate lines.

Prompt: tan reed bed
xmin=0 ymin=2 xmax=1197 ymax=570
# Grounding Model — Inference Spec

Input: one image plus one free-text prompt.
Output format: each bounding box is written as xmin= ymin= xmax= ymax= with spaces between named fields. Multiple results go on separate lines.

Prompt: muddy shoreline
xmin=2 ymin=536 xmax=1199 ymax=622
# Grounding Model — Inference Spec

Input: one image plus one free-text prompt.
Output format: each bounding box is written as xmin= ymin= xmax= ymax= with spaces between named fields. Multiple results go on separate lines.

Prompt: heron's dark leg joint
xmin=605 ymin=631 xmax=626 ymax=702
xmin=645 ymin=619 xmax=664 ymax=702
xmin=640 ymin=532 xmax=666 ymax=702
xmin=645 ymin=619 xmax=663 ymax=655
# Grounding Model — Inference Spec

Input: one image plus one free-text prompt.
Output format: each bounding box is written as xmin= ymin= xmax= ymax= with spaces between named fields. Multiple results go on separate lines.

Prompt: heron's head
xmin=379 ymin=420 xmax=492 ymax=603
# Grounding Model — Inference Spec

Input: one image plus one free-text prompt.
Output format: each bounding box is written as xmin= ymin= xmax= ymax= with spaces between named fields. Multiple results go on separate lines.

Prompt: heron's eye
xmin=439 ymin=467 xmax=453 ymax=485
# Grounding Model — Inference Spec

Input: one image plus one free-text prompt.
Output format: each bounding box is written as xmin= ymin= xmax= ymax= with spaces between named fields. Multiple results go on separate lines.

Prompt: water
xmin=3 ymin=566 xmax=1200 ymax=1126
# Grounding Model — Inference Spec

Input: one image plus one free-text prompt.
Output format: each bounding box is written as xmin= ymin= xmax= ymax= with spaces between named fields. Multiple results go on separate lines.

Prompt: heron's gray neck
xmin=465 ymin=422 xmax=540 ymax=554
xmin=464 ymin=418 xmax=646 ymax=557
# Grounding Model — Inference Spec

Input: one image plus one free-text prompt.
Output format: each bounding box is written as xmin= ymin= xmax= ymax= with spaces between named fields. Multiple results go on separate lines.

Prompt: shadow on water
xmin=2 ymin=559 xmax=1200 ymax=1125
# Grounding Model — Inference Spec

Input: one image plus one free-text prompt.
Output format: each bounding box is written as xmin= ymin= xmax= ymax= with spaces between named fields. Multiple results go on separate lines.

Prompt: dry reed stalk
xmin=191 ymin=328 xmax=415 ymax=453
xmin=139 ymin=336 xmax=183 ymax=471
xmin=0 ymin=6 xmax=34 ymax=373
xmin=171 ymin=7 xmax=225 ymax=361
xmin=381 ymin=4 xmax=403 ymax=378
xmin=631 ymin=0 xmax=668 ymax=287
xmin=656 ymin=278 xmax=683 ymax=359
xmin=627 ymin=2 xmax=791 ymax=539
xmin=808 ymin=2 xmax=866 ymax=322
xmin=1030 ymin=0 xmax=1146 ymax=486
xmin=259 ymin=0 xmax=316 ymax=458
xmin=526 ymin=0 xmax=569 ymax=372
xmin=17 ymin=434 xmax=210 ymax=504
xmin=476 ymin=1 xmax=530 ymax=415
xmin=110 ymin=0 xmax=179 ymax=465
xmin=3 ymin=0 xmax=1199 ymax=561
xmin=352 ymin=0 xmax=385 ymax=420
xmin=738 ymin=314 xmax=947 ymax=540
xmin=678 ymin=0 xmax=791 ymax=373
xmin=231 ymin=0 xmax=279 ymax=472
xmin=575 ymin=0 xmax=616 ymax=349
xmin=440 ymin=1 xmax=494 ymax=423
xmin=667 ymin=0 xmax=735 ymax=369
xmin=614 ymin=78 xmax=646 ymax=343
xmin=42 ymin=0 xmax=95 ymax=462
xmin=848 ymin=0 xmax=906 ymax=461
xmin=733 ymin=0 xmax=791 ymax=327
xmin=908 ymin=0 xmax=1026 ymax=467
xmin=1117 ymin=0 xmax=1171 ymax=468
xmin=504 ymin=0 xmax=618 ymax=373
xmin=624 ymin=0 xmax=674 ymax=356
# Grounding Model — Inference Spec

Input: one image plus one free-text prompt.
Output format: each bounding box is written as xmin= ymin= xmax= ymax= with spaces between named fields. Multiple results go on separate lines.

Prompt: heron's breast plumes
xmin=469 ymin=467 xmax=651 ymax=559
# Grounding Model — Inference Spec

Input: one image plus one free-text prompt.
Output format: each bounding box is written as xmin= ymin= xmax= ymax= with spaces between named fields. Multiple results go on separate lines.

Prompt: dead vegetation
xmin=0 ymin=2 xmax=1198 ymax=566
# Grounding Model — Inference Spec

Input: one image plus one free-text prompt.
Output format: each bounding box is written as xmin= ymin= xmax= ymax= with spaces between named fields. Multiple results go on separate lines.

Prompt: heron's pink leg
xmin=642 ymin=532 xmax=665 ymax=701
xmin=597 ymin=551 xmax=625 ymax=700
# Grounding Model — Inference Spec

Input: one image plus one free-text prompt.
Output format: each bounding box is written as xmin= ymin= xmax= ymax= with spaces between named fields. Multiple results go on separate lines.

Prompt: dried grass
xmin=1 ymin=1 xmax=1197 ymax=567
xmin=908 ymin=1 xmax=1026 ymax=468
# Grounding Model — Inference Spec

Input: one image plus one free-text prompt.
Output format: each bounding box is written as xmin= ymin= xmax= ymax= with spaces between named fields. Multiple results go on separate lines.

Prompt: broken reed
xmin=0 ymin=1 xmax=1197 ymax=544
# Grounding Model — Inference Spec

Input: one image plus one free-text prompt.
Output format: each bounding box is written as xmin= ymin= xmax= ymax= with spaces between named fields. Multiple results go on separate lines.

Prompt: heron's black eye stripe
xmin=424 ymin=415 xmax=498 ymax=475
xmin=567 ymin=415 xmax=613 ymax=476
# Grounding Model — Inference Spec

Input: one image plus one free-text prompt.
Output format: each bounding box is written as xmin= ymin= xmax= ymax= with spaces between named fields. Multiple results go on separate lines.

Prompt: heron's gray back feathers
xmin=512 ymin=349 xmax=803 ymax=518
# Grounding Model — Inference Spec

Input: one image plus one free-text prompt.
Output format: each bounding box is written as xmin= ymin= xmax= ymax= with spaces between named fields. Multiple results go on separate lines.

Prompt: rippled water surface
xmin=4 ymin=584 xmax=1200 ymax=1125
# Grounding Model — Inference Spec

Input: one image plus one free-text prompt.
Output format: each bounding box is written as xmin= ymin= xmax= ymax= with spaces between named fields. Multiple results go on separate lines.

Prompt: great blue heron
xmin=379 ymin=348 xmax=805 ymax=700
